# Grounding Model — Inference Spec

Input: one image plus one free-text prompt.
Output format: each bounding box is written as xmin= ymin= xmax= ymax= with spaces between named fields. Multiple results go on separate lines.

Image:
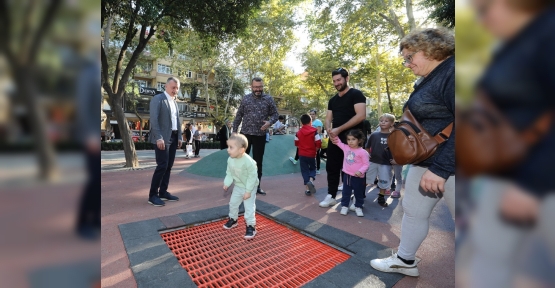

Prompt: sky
xmin=283 ymin=25 xmax=311 ymax=74
xmin=282 ymin=3 xmax=312 ymax=74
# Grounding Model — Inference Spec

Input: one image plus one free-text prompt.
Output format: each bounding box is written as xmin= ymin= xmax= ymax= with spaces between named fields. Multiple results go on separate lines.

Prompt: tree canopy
xmin=101 ymin=0 xmax=263 ymax=167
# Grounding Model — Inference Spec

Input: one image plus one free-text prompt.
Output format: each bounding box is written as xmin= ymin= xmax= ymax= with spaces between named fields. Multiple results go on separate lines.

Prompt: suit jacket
xmin=149 ymin=93 xmax=182 ymax=144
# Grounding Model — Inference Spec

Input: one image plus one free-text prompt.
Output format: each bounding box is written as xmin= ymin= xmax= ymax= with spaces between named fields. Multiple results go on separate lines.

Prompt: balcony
xmin=134 ymin=68 xmax=155 ymax=79
xmin=277 ymin=108 xmax=290 ymax=116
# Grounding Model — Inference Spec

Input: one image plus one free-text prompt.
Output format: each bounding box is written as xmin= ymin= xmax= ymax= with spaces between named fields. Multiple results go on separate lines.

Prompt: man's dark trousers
xmin=243 ymin=134 xmax=266 ymax=188
xmin=149 ymin=132 xmax=178 ymax=196
xmin=326 ymin=132 xmax=346 ymax=198
xmin=77 ymin=148 xmax=100 ymax=230
xmin=194 ymin=139 xmax=201 ymax=156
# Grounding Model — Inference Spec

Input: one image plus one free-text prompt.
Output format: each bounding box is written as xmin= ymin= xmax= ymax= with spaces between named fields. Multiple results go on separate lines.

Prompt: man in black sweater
xmin=319 ymin=68 xmax=367 ymax=208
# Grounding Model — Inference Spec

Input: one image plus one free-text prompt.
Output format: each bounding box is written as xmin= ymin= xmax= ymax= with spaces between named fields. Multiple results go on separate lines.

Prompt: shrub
xmin=100 ymin=141 xmax=221 ymax=150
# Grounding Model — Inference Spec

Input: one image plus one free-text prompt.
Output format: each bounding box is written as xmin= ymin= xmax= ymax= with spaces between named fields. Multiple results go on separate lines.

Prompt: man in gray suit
xmin=148 ymin=77 xmax=182 ymax=206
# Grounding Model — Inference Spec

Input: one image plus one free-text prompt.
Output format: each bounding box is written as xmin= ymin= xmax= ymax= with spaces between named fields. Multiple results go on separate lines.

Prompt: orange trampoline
xmin=161 ymin=214 xmax=350 ymax=287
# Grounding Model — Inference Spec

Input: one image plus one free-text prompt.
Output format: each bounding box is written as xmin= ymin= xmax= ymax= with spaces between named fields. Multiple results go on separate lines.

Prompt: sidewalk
xmin=101 ymin=149 xmax=220 ymax=172
xmin=101 ymin=150 xmax=455 ymax=287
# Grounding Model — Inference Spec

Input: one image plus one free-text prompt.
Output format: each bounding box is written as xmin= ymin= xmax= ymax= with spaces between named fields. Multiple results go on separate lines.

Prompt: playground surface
xmin=101 ymin=136 xmax=455 ymax=287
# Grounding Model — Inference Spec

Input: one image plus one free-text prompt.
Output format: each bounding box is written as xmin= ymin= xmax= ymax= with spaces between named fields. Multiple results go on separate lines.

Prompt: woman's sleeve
xmin=429 ymin=70 xmax=455 ymax=179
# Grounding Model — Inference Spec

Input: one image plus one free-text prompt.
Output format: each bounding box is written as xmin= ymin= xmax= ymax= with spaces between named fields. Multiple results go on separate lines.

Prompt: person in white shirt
xmin=148 ymin=77 xmax=182 ymax=207
xmin=273 ymin=115 xmax=286 ymax=135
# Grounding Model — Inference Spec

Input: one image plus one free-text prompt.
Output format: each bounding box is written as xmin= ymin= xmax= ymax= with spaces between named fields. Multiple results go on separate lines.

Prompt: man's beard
xmin=335 ymin=82 xmax=347 ymax=92
xmin=253 ymin=90 xmax=262 ymax=96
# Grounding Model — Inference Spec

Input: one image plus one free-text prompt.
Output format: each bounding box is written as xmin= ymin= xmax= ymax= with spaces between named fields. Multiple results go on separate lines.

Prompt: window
xmin=186 ymin=71 xmax=193 ymax=78
xmin=136 ymin=80 xmax=148 ymax=88
xmin=140 ymin=63 xmax=152 ymax=73
xmin=157 ymin=82 xmax=165 ymax=91
xmin=177 ymin=103 xmax=188 ymax=112
xmin=157 ymin=64 xmax=172 ymax=74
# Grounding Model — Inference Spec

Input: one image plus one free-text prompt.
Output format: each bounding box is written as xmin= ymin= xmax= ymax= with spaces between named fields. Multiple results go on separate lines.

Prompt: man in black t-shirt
xmin=319 ymin=68 xmax=367 ymax=208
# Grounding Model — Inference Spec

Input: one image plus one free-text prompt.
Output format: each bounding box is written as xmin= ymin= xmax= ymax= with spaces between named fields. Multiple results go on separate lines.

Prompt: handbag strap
xmin=433 ymin=122 xmax=453 ymax=144
xmin=404 ymin=108 xmax=453 ymax=144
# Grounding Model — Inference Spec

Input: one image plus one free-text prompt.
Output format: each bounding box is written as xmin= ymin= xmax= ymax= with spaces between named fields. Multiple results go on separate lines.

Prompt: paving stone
xmin=301 ymin=276 xmax=340 ymax=288
xmin=347 ymin=238 xmax=393 ymax=264
xmin=269 ymin=209 xmax=301 ymax=224
xmin=126 ymin=237 xmax=173 ymax=268
xmin=318 ymin=257 xmax=403 ymax=288
xmin=123 ymin=234 xmax=166 ymax=254
xmin=131 ymin=251 xmax=183 ymax=286
xmin=305 ymin=222 xmax=361 ymax=248
xmin=285 ymin=215 xmax=316 ymax=231
xmin=159 ymin=215 xmax=186 ymax=229
xmin=119 ymin=219 xmax=166 ymax=241
xmin=177 ymin=205 xmax=236 ymax=225
xmin=138 ymin=269 xmax=195 ymax=288
xmin=254 ymin=200 xmax=281 ymax=215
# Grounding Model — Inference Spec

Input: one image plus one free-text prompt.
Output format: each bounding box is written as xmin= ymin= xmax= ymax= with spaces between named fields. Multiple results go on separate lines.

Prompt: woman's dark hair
xmin=346 ymin=129 xmax=365 ymax=147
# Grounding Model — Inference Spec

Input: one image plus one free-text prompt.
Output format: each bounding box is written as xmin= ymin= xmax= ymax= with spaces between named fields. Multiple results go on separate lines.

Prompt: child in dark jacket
xmin=295 ymin=114 xmax=322 ymax=195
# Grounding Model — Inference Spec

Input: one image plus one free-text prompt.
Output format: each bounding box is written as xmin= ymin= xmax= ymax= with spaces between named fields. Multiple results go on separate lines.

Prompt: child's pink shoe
xmin=391 ymin=191 xmax=401 ymax=198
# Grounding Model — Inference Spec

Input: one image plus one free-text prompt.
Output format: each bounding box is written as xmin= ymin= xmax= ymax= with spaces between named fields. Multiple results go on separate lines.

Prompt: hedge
xmin=0 ymin=141 xmax=81 ymax=153
xmin=0 ymin=141 xmax=222 ymax=152
xmin=101 ymin=141 xmax=222 ymax=151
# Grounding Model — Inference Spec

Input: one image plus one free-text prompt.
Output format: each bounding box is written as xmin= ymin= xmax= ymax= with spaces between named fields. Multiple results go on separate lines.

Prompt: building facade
xmin=101 ymin=57 xmax=215 ymax=141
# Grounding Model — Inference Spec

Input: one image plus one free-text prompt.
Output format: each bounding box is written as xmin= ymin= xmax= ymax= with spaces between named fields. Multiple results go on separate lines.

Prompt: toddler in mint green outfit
xmin=223 ymin=134 xmax=259 ymax=240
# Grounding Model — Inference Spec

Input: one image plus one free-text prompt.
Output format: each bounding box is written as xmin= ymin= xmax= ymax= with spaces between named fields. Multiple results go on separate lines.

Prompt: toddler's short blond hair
xmin=228 ymin=134 xmax=248 ymax=149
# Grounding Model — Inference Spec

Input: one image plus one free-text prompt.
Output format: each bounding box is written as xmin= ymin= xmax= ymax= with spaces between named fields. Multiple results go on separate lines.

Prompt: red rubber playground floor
xmin=101 ymin=150 xmax=455 ymax=287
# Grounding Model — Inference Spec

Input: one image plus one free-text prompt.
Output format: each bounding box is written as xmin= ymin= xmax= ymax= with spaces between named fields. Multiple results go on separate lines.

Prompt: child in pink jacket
xmin=331 ymin=129 xmax=369 ymax=217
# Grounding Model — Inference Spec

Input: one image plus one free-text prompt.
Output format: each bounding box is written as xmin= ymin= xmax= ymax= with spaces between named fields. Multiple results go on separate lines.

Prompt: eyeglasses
xmin=402 ymin=52 xmax=417 ymax=66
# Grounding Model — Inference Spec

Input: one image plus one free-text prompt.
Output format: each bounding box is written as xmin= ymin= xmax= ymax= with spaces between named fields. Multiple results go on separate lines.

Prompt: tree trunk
xmin=103 ymin=16 xmax=112 ymax=49
xmin=385 ymin=76 xmax=393 ymax=113
xmin=405 ymin=0 xmax=416 ymax=31
xmin=374 ymin=55 xmax=382 ymax=117
xmin=378 ymin=12 xmax=405 ymax=39
xmin=224 ymin=77 xmax=234 ymax=119
xmin=315 ymin=78 xmax=330 ymax=97
xmin=101 ymin=25 xmax=153 ymax=169
xmin=15 ymin=67 xmax=58 ymax=180
xmin=388 ymin=9 xmax=405 ymax=39
xmin=204 ymin=73 xmax=210 ymax=115
xmin=111 ymin=95 xmax=138 ymax=167
xmin=214 ymin=88 xmax=219 ymax=120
